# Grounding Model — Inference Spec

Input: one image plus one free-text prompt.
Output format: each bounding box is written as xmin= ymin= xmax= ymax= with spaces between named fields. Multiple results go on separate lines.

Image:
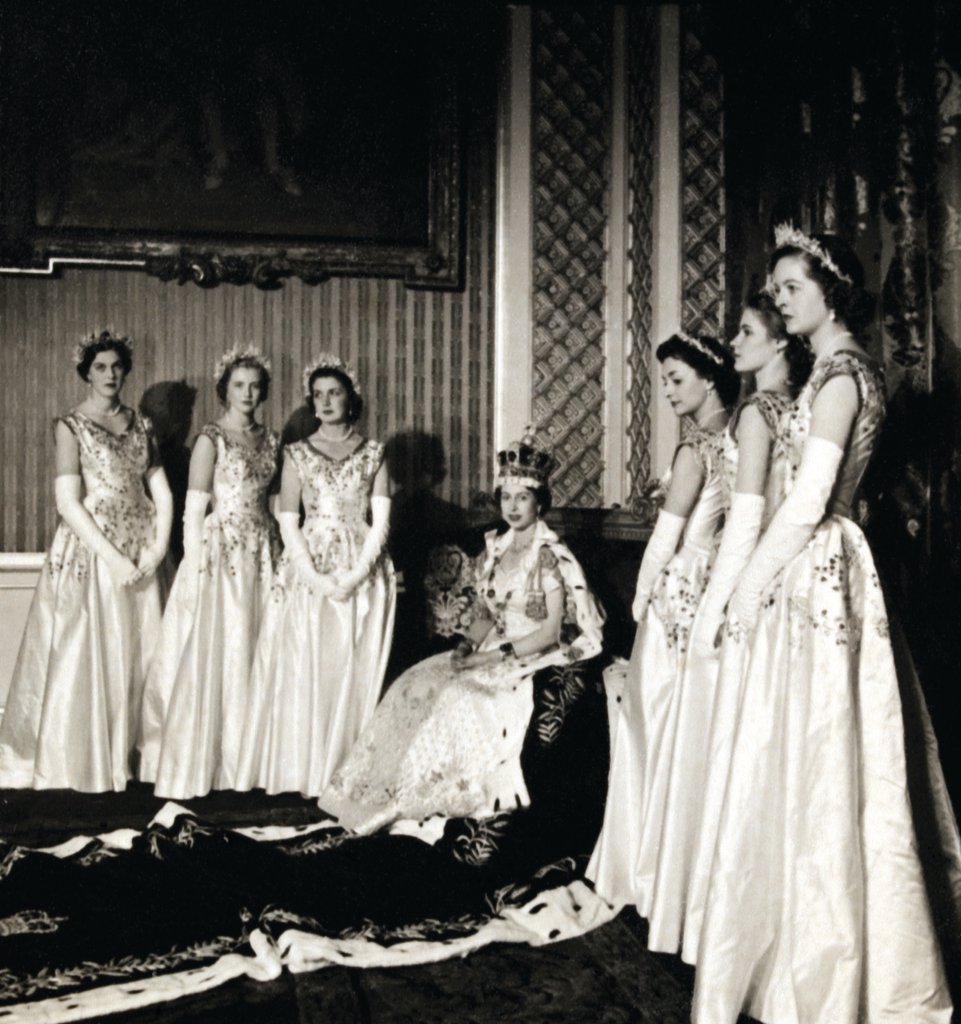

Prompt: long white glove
xmin=177 ymin=489 xmax=209 ymax=610
xmin=337 ymin=495 xmax=391 ymax=592
xmin=730 ymin=436 xmax=843 ymax=630
xmin=137 ymin=472 xmax=173 ymax=578
xmin=632 ymin=509 xmax=686 ymax=622
xmin=55 ymin=474 xmax=140 ymax=586
xmin=692 ymin=493 xmax=765 ymax=655
xmin=278 ymin=511 xmax=333 ymax=596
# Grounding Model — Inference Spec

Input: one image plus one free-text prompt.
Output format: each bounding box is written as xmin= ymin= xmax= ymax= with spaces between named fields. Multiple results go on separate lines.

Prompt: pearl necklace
xmin=316 ymin=426 xmax=355 ymax=443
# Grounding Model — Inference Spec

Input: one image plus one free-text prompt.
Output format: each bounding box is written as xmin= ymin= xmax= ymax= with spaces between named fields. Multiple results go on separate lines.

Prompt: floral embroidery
xmin=199 ymin=424 xmax=280 ymax=581
xmin=451 ymin=814 xmax=512 ymax=866
xmin=535 ymin=665 xmax=586 ymax=746
xmin=0 ymin=910 xmax=68 ymax=938
xmin=0 ymin=935 xmax=244 ymax=1002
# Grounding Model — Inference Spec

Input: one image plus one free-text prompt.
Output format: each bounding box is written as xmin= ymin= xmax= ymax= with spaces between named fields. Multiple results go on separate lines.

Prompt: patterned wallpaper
xmin=530 ymin=6 xmax=611 ymax=508
xmin=680 ymin=7 xmax=726 ymax=341
xmin=626 ymin=5 xmax=658 ymax=501
xmin=0 ymin=100 xmax=496 ymax=552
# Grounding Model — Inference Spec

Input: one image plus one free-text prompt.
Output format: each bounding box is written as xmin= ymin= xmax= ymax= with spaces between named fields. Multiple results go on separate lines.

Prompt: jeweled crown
xmin=213 ymin=346 xmax=271 ymax=381
xmin=72 ymin=330 xmax=133 ymax=366
xmin=302 ymin=351 xmax=360 ymax=395
xmin=773 ymin=223 xmax=853 ymax=285
xmin=496 ymin=429 xmax=555 ymax=486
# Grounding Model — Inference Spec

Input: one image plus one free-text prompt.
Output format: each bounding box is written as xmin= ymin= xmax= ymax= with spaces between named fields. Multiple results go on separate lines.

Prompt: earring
xmin=829 ymin=309 xmax=837 ymax=322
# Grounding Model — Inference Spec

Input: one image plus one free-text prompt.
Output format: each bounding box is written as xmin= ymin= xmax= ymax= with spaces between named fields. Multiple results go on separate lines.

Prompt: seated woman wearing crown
xmin=319 ymin=432 xmax=606 ymax=833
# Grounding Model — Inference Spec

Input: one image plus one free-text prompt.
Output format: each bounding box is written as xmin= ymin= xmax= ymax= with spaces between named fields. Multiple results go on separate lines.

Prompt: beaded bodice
xmin=202 ymin=423 xmax=279 ymax=524
xmin=722 ymin=391 xmax=793 ymax=529
xmin=60 ymin=411 xmax=156 ymax=552
xmin=285 ymin=438 xmax=384 ymax=572
xmin=678 ymin=425 xmax=727 ymax=554
xmin=778 ymin=351 xmax=885 ymax=518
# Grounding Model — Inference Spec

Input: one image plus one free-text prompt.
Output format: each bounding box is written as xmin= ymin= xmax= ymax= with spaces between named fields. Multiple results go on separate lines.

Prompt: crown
xmin=72 ymin=330 xmax=133 ymax=366
xmin=675 ymin=329 xmax=725 ymax=365
xmin=213 ymin=346 xmax=271 ymax=381
xmin=496 ymin=428 xmax=555 ymax=487
xmin=302 ymin=351 xmax=360 ymax=395
xmin=773 ymin=223 xmax=853 ymax=285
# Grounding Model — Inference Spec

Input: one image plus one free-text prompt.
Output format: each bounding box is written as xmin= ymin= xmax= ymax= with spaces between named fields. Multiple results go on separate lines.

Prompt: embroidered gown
xmin=319 ymin=519 xmax=605 ymax=834
xmin=691 ymin=352 xmax=961 ymax=1024
xmin=586 ymin=423 xmax=729 ymax=941
xmin=139 ymin=423 xmax=281 ymax=799
xmin=0 ymin=412 xmax=163 ymax=792
xmin=234 ymin=438 xmax=396 ymax=797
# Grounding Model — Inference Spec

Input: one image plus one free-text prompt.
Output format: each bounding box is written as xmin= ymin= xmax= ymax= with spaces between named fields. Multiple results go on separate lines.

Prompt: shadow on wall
xmin=139 ymin=380 xmax=197 ymax=565
xmin=383 ymin=430 xmax=473 ymax=679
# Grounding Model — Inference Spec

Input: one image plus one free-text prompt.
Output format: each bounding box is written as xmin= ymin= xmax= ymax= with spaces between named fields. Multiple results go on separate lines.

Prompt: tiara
xmin=72 ymin=330 xmax=133 ymax=366
xmin=213 ymin=346 xmax=271 ymax=381
xmin=496 ymin=428 xmax=555 ymax=486
xmin=675 ymin=329 xmax=725 ymax=366
xmin=302 ymin=351 xmax=360 ymax=395
xmin=773 ymin=223 xmax=853 ymax=285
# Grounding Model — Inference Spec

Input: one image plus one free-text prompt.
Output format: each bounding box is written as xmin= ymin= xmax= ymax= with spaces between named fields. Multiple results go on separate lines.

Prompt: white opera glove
xmin=336 ymin=495 xmax=391 ymax=594
xmin=692 ymin=493 xmax=765 ymax=656
xmin=55 ymin=474 xmax=141 ymax=586
xmin=176 ymin=489 xmax=209 ymax=610
xmin=278 ymin=511 xmax=333 ymax=596
xmin=730 ymin=436 xmax=844 ymax=630
xmin=632 ymin=509 xmax=687 ymax=622
xmin=137 ymin=472 xmax=173 ymax=578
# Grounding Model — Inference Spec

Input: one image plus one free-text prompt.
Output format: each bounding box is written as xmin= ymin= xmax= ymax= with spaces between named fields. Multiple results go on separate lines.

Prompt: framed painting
xmin=0 ymin=5 xmax=462 ymax=289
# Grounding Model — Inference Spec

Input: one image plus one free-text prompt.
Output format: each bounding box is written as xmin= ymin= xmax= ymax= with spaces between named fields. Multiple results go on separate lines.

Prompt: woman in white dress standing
xmin=0 ymin=331 xmax=172 ymax=792
xmin=587 ymin=331 xmax=738 ymax=924
xmin=235 ymin=353 xmax=396 ymax=797
xmin=139 ymin=348 xmax=281 ymax=799
xmin=691 ymin=228 xmax=961 ymax=1024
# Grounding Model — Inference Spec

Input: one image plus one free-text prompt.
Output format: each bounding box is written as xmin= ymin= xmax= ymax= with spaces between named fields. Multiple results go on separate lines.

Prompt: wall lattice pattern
xmin=531 ymin=6 xmax=611 ymax=507
xmin=626 ymin=6 xmax=657 ymax=500
xmin=680 ymin=7 xmax=725 ymax=340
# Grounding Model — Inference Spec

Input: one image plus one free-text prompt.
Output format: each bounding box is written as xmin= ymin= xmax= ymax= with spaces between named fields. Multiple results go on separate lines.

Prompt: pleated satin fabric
xmin=139 ymin=424 xmax=281 ymax=799
xmin=690 ymin=354 xmax=961 ymax=1023
xmin=0 ymin=412 xmax=162 ymax=792
xmin=234 ymin=438 xmax=396 ymax=798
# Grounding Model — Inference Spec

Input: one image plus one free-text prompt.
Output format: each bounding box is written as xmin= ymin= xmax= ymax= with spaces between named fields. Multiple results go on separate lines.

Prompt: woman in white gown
xmin=691 ymin=227 xmax=961 ymax=1024
xmin=0 ymin=331 xmax=172 ymax=792
xmin=319 ymin=432 xmax=606 ymax=834
xmin=235 ymin=353 xmax=396 ymax=797
xmin=586 ymin=330 xmax=739 ymax=940
xmin=139 ymin=349 xmax=280 ymax=798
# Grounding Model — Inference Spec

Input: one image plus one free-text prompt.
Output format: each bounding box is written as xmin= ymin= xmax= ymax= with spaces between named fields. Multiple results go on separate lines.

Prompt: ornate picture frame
xmin=0 ymin=7 xmax=462 ymax=290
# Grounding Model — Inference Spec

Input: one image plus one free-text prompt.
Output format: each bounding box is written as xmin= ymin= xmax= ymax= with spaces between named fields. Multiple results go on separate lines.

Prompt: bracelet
xmin=454 ymin=636 xmax=475 ymax=656
xmin=499 ymin=642 xmax=517 ymax=661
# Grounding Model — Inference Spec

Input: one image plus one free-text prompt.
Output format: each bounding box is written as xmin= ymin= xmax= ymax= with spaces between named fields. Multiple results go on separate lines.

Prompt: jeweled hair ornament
xmin=302 ymin=351 xmax=361 ymax=395
xmin=675 ymin=329 xmax=725 ymax=366
xmin=496 ymin=427 xmax=556 ymax=488
xmin=213 ymin=346 xmax=271 ymax=382
xmin=773 ymin=223 xmax=854 ymax=285
xmin=72 ymin=330 xmax=133 ymax=366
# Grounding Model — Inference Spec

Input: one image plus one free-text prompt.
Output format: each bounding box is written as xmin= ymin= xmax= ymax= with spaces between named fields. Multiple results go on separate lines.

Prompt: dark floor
xmin=0 ymin=786 xmax=761 ymax=1024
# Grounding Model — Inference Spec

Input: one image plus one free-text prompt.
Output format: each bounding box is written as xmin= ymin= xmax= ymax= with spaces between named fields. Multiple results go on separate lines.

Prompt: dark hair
xmin=305 ymin=366 xmax=363 ymax=424
xmin=216 ymin=357 xmax=271 ymax=405
xmin=742 ymin=291 xmax=813 ymax=394
xmin=493 ymin=482 xmax=553 ymax=516
xmin=768 ymin=234 xmax=875 ymax=336
xmin=76 ymin=331 xmax=133 ymax=381
xmin=655 ymin=333 xmax=740 ymax=407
